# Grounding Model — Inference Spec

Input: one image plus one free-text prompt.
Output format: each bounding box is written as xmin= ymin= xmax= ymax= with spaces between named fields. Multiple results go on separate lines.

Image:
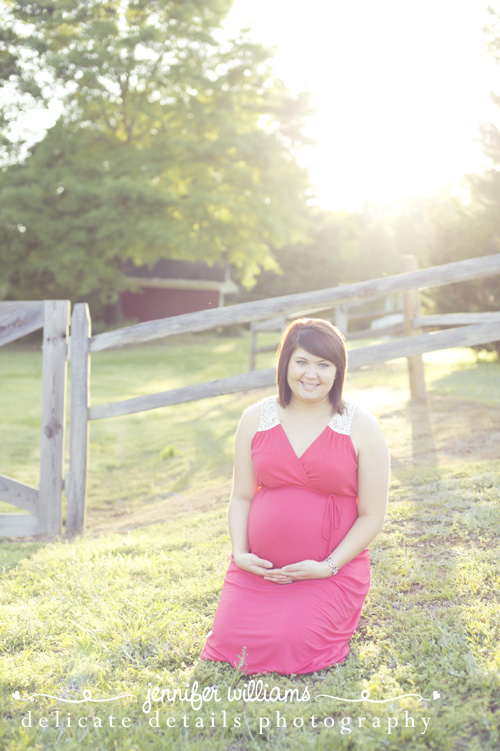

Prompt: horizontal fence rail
xmin=0 ymin=474 xmax=39 ymax=514
xmin=89 ymin=369 xmax=276 ymax=420
xmin=0 ymin=301 xmax=44 ymax=347
xmin=348 ymin=320 xmax=500 ymax=367
xmin=415 ymin=312 xmax=500 ymax=327
xmin=88 ymin=320 xmax=500 ymax=421
xmin=90 ymin=253 xmax=500 ymax=353
xmin=0 ymin=514 xmax=38 ymax=537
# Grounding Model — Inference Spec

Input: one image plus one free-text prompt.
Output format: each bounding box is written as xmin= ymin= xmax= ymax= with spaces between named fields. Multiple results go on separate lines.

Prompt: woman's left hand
xmin=280 ymin=559 xmax=332 ymax=581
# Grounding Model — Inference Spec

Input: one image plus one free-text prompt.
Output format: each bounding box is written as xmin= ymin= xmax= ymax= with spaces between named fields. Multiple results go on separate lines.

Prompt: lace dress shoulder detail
xmin=257 ymin=396 xmax=280 ymax=432
xmin=328 ymin=400 xmax=357 ymax=435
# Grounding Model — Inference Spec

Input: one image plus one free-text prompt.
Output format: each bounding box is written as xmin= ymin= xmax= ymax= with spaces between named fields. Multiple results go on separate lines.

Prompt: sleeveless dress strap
xmin=257 ymin=396 xmax=280 ymax=432
xmin=328 ymin=401 xmax=357 ymax=435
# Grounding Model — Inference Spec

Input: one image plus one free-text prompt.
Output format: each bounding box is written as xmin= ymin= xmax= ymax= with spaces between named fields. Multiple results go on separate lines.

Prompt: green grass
xmin=1 ymin=332 xmax=499 ymax=750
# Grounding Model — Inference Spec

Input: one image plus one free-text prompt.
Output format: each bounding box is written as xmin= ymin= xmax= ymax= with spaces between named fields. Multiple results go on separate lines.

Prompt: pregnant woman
xmin=200 ymin=318 xmax=390 ymax=675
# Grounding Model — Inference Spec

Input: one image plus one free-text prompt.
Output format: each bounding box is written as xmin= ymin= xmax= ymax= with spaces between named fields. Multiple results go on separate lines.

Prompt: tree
xmin=0 ymin=0 xmax=311 ymax=310
xmin=244 ymin=202 xmax=408 ymax=305
xmin=0 ymin=16 xmax=44 ymax=165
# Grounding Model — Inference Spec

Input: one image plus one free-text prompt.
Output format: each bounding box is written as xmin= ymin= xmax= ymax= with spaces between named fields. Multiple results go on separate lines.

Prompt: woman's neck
xmin=285 ymin=396 xmax=334 ymax=420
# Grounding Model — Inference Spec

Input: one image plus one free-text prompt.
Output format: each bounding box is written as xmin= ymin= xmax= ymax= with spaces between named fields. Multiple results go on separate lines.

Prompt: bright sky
xmin=224 ymin=0 xmax=498 ymax=209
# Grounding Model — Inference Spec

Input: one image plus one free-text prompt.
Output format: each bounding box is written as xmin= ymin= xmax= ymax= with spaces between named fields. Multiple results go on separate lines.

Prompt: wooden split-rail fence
xmin=0 ymin=300 xmax=70 ymax=537
xmin=1 ymin=254 xmax=500 ymax=538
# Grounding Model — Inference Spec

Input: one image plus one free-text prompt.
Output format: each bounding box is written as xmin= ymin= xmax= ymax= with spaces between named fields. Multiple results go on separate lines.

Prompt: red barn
xmin=120 ymin=259 xmax=239 ymax=322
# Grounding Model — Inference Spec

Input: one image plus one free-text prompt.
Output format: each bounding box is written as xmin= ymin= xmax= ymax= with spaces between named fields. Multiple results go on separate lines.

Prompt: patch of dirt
xmin=85 ymin=483 xmax=232 ymax=537
xmin=372 ymin=394 xmax=500 ymax=466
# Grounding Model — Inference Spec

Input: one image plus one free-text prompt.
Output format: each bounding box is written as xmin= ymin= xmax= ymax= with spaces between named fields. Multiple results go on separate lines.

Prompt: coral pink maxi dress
xmin=200 ymin=396 xmax=370 ymax=675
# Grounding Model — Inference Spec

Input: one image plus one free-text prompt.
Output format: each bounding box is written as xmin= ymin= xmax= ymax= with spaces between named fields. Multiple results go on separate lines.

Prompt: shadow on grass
xmin=408 ymin=400 xmax=439 ymax=467
xmin=429 ymin=357 xmax=500 ymax=406
xmin=0 ymin=540 xmax=48 ymax=570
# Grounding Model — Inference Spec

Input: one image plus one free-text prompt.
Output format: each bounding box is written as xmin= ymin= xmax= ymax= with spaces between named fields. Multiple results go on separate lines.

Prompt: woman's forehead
xmin=291 ymin=347 xmax=333 ymax=363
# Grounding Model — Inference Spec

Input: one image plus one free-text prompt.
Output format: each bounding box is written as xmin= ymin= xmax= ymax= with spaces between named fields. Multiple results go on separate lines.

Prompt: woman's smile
xmin=300 ymin=380 xmax=320 ymax=391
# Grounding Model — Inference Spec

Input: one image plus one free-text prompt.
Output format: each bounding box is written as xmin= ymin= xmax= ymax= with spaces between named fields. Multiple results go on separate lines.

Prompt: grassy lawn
xmin=1 ymin=331 xmax=499 ymax=750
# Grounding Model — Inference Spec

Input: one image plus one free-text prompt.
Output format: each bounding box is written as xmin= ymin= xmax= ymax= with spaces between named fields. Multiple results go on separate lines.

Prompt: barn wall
xmin=120 ymin=288 xmax=220 ymax=322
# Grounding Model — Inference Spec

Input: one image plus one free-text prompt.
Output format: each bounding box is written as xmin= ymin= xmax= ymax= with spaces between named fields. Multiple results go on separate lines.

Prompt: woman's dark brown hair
xmin=276 ymin=318 xmax=347 ymax=413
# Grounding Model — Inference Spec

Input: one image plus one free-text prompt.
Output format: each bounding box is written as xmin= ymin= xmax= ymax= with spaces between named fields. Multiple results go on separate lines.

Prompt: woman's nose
xmin=305 ymin=365 xmax=319 ymax=378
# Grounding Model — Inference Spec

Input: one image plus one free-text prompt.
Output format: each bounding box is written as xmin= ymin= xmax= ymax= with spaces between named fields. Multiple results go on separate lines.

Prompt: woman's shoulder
xmin=349 ymin=403 xmax=387 ymax=452
xmin=238 ymin=395 xmax=279 ymax=437
xmin=239 ymin=400 xmax=262 ymax=427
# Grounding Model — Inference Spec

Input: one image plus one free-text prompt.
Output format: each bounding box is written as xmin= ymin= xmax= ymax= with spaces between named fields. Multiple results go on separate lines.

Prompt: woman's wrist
xmin=324 ymin=555 xmax=339 ymax=576
xmin=233 ymin=548 xmax=249 ymax=556
xmin=233 ymin=550 xmax=250 ymax=565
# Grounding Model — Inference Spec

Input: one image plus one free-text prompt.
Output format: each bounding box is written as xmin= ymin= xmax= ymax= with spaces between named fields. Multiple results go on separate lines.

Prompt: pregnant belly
xmin=248 ymin=486 xmax=357 ymax=569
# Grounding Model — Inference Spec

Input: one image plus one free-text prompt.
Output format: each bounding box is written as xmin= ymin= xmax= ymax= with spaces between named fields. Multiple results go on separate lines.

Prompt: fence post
xmin=335 ymin=305 xmax=348 ymax=335
xmin=38 ymin=300 xmax=70 ymax=536
xmin=249 ymin=321 xmax=257 ymax=371
xmin=402 ymin=255 xmax=427 ymax=401
xmin=66 ymin=303 xmax=91 ymax=536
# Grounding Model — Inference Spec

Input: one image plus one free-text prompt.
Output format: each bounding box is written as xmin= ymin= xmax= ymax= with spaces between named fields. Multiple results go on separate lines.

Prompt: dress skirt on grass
xmin=200 ymin=396 xmax=370 ymax=675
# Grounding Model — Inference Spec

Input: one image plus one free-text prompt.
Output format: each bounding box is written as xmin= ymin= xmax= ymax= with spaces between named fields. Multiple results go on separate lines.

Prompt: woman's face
xmin=286 ymin=347 xmax=337 ymax=405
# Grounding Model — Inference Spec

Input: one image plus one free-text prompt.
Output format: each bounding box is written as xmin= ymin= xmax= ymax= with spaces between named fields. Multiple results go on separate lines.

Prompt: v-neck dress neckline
xmin=278 ymin=421 xmax=331 ymax=461
xmin=257 ymin=395 xmax=357 ymax=458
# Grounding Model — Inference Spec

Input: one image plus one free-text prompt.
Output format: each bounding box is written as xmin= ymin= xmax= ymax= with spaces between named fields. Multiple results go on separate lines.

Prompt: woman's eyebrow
xmin=294 ymin=355 xmax=330 ymax=363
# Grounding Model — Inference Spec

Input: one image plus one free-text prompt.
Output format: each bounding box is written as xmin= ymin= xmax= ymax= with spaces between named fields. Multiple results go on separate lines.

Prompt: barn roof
xmin=123 ymin=259 xmax=228 ymax=282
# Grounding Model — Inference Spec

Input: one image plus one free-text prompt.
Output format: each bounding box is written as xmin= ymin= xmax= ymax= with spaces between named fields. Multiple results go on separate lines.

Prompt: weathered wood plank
xmin=90 ymin=254 xmax=500 ymax=352
xmin=348 ymin=321 xmax=500 ymax=368
xmin=402 ymin=255 xmax=427 ymax=401
xmin=253 ymin=312 xmax=315 ymax=332
xmin=0 ymin=301 xmax=44 ymax=321
xmin=250 ymin=315 xmax=288 ymax=370
xmin=89 ymin=369 xmax=277 ymax=420
xmin=414 ymin=312 xmax=500 ymax=327
xmin=0 ymin=474 xmax=38 ymax=514
xmin=66 ymin=304 xmax=91 ymax=536
xmin=38 ymin=300 xmax=70 ymax=536
xmin=251 ymin=327 xmax=410 ymax=354
xmin=89 ymin=320 xmax=500 ymax=420
xmin=0 ymin=301 xmax=44 ymax=346
xmin=0 ymin=514 xmax=39 ymax=537
xmin=252 ymin=308 xmax=404 ymax=335
xmin=249 ymin=325 xmax=258 ymax=372
xmin=346 ymin=307 xmax=404 ymax=323
xmin=335 ymin=306 xmax=348 ymax=335
xmin=254 ymin=344 xmax=280 ymax=355
xmin=346 ymin=322 xmax=405 ymax=340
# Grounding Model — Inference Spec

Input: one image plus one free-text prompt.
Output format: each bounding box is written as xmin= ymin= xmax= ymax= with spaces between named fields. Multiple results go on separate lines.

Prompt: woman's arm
xmin=279 ymin=407 xmax=389 ymax=581
xmin=228 ymin=404 xmax=293 ymax=582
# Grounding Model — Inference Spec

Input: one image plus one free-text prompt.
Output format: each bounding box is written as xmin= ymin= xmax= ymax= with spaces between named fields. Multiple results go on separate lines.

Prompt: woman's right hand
xmin=233 ymin=552 xmax=273 ymax=576
xmin=233 ymin=553 xmax=293 ymax=584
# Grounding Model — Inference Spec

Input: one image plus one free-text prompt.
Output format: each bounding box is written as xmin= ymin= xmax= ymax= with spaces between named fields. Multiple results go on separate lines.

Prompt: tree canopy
xmin=0 ymin=0 xmax=312 ymax=309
